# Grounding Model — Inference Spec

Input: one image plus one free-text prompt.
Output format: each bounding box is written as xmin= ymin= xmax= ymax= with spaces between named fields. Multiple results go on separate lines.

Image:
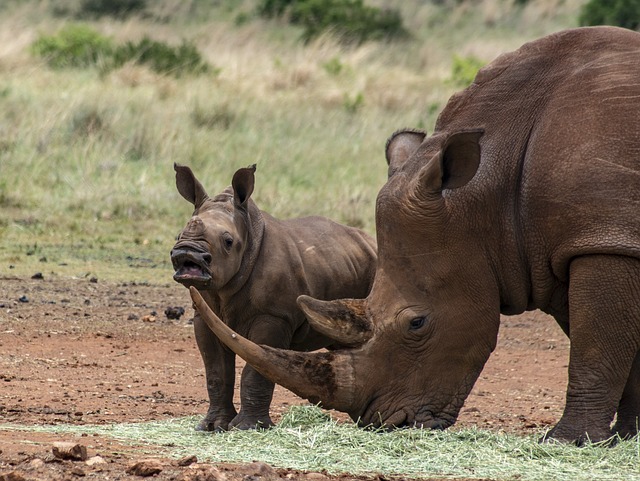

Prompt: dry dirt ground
xmin=0 ymin=275 xmax=570 ymax=481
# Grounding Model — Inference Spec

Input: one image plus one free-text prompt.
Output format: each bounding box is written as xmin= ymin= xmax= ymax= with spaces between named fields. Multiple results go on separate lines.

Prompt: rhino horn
xmin=189 ymin=287 xmax=359 ymax=414
xmin=297 ymin=295 xmax=372 ymax=346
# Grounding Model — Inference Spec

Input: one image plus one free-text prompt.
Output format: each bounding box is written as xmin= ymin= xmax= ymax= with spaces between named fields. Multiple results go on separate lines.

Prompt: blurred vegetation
xmin=579 ymin=0 xmax=640 ymax=30
xmin=32 ymin=25 xmax=211 ymax=77
xmin=257 ymin=0 xmax=409 ymax=44
xmin=31 ymin=24 xmax=114 ymax=68
xmin=0 ymin=0 xmax=586 ymax=282
xmin=449 ymin=54 xmax=486 ymax=87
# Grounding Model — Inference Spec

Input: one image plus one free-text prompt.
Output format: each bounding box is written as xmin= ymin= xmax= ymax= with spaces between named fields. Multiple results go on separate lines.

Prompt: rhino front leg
xmin=229 ymin=316 xmax=293 ymax=430
xmin=612 ymin=350 xmax=640 ymax=439
xmin=193 ymin=313 xmax=237 ymax=432
xmin=544 ymin=255 xmax=640 ymax=444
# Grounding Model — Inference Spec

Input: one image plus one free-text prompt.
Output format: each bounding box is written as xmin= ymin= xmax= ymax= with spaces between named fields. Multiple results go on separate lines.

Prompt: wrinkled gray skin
xmin=170 ymin=164 xmax=376 ymax=431
xmin=189 ymin=27 xmax=640 ymax=444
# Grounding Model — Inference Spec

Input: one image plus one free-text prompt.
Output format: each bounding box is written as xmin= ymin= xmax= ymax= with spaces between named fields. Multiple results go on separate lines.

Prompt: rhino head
xmin=189 ymin=128 xmax=502 ymax=429
xmin=171 ymin=164 xmax=256 ymax=291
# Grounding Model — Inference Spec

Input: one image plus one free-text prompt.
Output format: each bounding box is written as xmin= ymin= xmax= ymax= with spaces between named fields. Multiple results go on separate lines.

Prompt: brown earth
xmin=0 ymin=275 xmax=569 ymax=481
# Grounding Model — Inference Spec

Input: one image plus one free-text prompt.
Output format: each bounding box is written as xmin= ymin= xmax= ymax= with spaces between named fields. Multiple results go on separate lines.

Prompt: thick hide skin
xmin=194 ymin=27 xmax=640 ymax=444
xmin=170 ymin=164 xmax=376 ymax=431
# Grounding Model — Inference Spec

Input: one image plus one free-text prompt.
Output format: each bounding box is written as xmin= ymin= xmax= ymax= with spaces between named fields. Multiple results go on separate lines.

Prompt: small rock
xmin=29 ymin=459 xmax=45 ymax=468
xmin=182 ymin=465 xmax=227 ymax=481
xmin=237 ymin=462 xmax=279 ymax=480
xmin=52 ymin=442 xmax=88 ymax=461
xmin=176 ymin=455 xmax=198 ymax=466
xmin=18 ymin=296 xmax=28 ymax=303
xmin=90 ymin=277 xmax=98 ymax=283
xmin=141 ymin=315 xmax=157 ymax=323
xmin=70 ymin=466 xmax=86 ymax=477
xmin=0 ymin=471 xmax=27 ymax=481
xmin=85 ymin=456 xmax=106 ymax=466
xmin=127 ymin=313 xmax=139 ymax=321
xmin=165 ymin=306 xmax=185 ymax=320
xmin=31 ymin=272 xmax=43 ymax=280
xmin=304 ymin=473 xmax=329 ymax=481
xmin=126 ymin=459 xmax=163 ymax=477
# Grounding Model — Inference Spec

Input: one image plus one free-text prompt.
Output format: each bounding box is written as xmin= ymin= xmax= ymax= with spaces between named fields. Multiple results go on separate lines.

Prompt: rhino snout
xmin=171 ymin=248 xmax=213 ymax=288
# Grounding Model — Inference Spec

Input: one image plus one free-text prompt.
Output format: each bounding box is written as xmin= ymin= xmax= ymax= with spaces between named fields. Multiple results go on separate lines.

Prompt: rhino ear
xmin=385 ymin=128 xmax=427 ymax=177
xmin=415 ymin=129 xmax=483 ymax=195
xmin=232 ymin=164 xmax=256 ymax=207
xmin=175 ymin=163 xmax=209 ymax=207
xmin=297 ymin=295 xmax=373 ymax=347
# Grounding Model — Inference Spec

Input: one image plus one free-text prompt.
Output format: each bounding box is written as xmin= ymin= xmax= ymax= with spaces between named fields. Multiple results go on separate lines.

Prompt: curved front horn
xmin=189 ymin=287 xmax=358 ymax=413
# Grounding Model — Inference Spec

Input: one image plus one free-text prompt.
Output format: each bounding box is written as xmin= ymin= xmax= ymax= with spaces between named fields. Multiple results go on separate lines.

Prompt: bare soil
xmin=0 ymin=275 xmax=570 ymax=481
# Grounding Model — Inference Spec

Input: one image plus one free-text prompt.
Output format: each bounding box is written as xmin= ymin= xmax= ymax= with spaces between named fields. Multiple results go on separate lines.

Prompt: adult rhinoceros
xmin=189 ymin=26 xmax=640 ymax=444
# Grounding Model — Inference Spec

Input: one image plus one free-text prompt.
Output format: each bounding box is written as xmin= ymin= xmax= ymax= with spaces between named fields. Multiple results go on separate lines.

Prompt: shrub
xmin=78 ymin=0 xmax=146 ymax=19
xmin=31 ymin=24 xmax=114 ymax=69
xmin=113 ymin=37 xmax=211 ymax=76
xmin=579 ymin=0 xmax=640 ymax=30
xmin=258 ymin=0 xmax=409 ymax=45
xmin=257 ymin=0 xmax=294 ymax=18
xmin=31 ymin=25 xmax=212 ymax=78
xmin=449 ymin=54 xmax=485 ymax=87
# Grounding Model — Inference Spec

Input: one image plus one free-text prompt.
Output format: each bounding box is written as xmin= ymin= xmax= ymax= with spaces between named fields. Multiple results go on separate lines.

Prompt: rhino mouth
xmin=171 ymin=250 xmax=212 ymax=288
xmin=357 ymin=400 xmax=453 ymax=430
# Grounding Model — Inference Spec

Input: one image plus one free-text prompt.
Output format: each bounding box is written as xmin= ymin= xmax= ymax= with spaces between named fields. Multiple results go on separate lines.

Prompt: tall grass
xmin=0 ymin=0 xmax=584 ymax=281
xmin=4 ymin=406 xmax=640 ymax=481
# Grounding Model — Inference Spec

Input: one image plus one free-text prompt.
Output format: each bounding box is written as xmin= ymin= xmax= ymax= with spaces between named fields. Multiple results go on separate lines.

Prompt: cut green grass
xmin=3 ymin=406 xmax=640 ymax=481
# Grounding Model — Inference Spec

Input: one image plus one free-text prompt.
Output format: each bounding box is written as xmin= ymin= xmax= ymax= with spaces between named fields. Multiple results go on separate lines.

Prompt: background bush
xmin=32 ymin=25 xmax=211 ymax=77
xmin=449 ymin=54 xmax=485 ymax=87
xmin=579 ymin=0 xmax=640 ymax=30
xmin=113 ymin=37 xmax=211 ymax=76
xmin=78 ymin=0 xmax=147 ymax=19
xmin=31 ymin=24 xmax=114 ymax=69
xmin=258 ymin=0 xmax=408 ymax=44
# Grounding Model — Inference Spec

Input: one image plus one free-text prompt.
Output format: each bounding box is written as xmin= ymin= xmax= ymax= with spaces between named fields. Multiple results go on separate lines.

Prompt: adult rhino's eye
xmin=409 ymin=316 xmax=427 ymax=330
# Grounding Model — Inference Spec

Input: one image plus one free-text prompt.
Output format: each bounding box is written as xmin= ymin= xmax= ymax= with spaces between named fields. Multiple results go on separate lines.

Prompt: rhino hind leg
xmin=612 ymin=350 xmax=640 ymax=439
xmin=544 ymin=255 xmax=640 ymax=445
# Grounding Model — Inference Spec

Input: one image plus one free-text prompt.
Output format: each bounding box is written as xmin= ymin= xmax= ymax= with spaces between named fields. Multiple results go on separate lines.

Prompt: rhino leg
xmin=612 ymin=350 xmax=640 ymax=439
xmin=193 ymin=313 xmax=237 ymax=432
xmin=544 ymin=255 xmax=640 ymax=445
xmin=229 ymin=316 xmax=293 ymax=430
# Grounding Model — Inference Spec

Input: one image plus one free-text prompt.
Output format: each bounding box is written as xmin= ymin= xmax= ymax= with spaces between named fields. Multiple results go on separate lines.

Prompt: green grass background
xmin=0 ymin=0 xmax=583 ymax=282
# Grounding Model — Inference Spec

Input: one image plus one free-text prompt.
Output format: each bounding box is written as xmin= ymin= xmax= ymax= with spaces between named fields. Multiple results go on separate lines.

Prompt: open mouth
xmin=171 ymin=251 xmax=212 ymax=288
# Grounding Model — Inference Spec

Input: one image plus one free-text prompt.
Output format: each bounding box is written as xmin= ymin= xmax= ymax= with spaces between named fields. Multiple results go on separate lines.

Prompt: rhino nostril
xmin=202 ymin=253 xmax=212 ymax=265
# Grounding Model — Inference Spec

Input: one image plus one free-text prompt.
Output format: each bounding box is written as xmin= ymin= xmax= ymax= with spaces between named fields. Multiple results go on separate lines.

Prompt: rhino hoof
xmin=229 ymin=415 xmax=274 ymax=431
xmin=195 ymin=418 xmax=230 ymax=433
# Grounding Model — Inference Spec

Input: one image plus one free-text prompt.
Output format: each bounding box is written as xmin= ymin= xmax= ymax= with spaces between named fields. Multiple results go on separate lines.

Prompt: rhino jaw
xmin=171 ymin=249 xmax=212 ymax=288
xmin=189 ymin=286 xmax=360 ymax=415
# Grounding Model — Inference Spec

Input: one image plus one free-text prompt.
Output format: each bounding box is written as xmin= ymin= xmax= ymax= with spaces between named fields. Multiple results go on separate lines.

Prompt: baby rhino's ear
xmin=232 ymin=164 xmax=256 ymax=207
xmin=174 ymin=163 xmax=208 ymax=207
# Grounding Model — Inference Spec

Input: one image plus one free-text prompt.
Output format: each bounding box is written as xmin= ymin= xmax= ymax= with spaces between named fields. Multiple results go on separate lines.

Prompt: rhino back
xmin=426 ymin=26 xmax=640 ymax=308
xmin=247 ymin=213 xmax=376 ymax=314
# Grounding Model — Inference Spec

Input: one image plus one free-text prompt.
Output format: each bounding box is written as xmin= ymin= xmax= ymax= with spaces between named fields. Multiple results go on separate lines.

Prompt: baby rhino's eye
xmin=222 ymin=233 xmax=234 ymax=250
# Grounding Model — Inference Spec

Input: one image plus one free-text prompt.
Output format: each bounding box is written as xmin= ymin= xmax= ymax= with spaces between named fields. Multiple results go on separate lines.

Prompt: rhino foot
xmin=540 ymin=424 xmax=616 ymax=446
xmin=229 ymin=414 xmax=275 ymax=431
xmin=195 ymin=415 xmax=234 ymax=433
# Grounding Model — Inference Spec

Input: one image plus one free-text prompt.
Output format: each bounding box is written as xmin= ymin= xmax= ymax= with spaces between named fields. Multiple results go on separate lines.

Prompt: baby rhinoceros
xmin=170 ymin=163 xmax=377 ymax=431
